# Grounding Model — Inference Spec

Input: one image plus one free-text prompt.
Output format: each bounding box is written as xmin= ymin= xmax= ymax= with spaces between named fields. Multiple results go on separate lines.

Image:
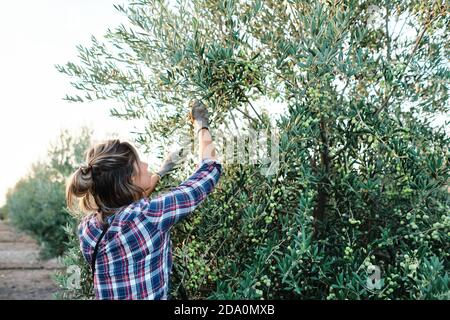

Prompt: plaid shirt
xmin=78 ymin=158 xmax=222 ymax=300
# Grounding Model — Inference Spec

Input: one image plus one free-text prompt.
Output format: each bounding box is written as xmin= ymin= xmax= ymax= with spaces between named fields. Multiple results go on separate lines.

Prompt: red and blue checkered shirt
xmin=78 ymin=158 xmax=222 ymax=299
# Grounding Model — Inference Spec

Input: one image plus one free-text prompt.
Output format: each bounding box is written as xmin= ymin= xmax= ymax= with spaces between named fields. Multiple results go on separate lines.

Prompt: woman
xmin=66 ymin=100 xmax=222 ymax=299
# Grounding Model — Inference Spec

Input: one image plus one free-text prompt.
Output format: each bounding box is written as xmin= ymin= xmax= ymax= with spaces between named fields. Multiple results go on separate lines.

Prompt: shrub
xmin=0 ymin=204 xmax=8 ymax=220
xmin=6 ymin=127 xmax=93 ymax=258
xmin=6 ymin=165 xmax=70 ymax=257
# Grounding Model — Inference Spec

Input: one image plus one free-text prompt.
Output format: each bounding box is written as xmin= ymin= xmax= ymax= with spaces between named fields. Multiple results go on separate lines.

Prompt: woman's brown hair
xmin=66 ymin=139 xmax=145 ymax=222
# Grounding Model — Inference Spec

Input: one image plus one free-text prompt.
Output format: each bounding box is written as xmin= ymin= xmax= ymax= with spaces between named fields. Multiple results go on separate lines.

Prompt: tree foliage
xmin=56 ymin=0 xmax=449 ymax=299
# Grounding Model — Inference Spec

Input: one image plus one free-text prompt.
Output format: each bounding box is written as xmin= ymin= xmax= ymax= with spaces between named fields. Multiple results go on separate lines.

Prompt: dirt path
xmin=0 ymin=220 xmax=62 ymax=300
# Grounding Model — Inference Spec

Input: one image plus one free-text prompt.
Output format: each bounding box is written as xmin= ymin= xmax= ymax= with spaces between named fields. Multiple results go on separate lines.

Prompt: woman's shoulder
xmin=111 ymin=201 xmax=152 ymax=223
xmin=78 ymin=205 xmax=136 ymax=229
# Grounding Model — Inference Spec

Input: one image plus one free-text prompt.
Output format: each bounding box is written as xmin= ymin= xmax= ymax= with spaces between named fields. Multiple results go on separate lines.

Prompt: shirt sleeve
xmin=140 ymin=158 xmax=223 ymax=232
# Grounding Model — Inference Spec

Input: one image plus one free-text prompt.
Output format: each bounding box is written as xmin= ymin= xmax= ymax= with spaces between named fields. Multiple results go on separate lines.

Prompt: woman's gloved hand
xmin=156 ymin=148 xmax=187 ymax=178
xmin=188 ymin=99 xmax=210 ymax=135
xmin=156 ymin=99 xmax=210 ymax=178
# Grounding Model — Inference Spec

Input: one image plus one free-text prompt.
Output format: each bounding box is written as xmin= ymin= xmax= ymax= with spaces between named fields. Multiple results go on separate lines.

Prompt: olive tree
xmin=56 ymin=0 xmax=449 ymax=299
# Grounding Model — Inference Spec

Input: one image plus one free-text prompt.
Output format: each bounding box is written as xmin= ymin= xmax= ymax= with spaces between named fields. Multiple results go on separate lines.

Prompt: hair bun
xmin=79 ymin=164 xmax=93 ymax=175
xmin=71 ymin=164 xmax=94 ymax=197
